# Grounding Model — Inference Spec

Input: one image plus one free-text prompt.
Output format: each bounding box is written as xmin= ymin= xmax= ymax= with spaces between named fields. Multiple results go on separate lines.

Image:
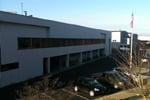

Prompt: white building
xmin=112 ymin=31 xmax=138 ymax=51
xmin=139 ymin=36 xmax=150 ymax=58
xmin=112 ymin=31 xmax=130 ymax=50
xmin=0 ymin=11 xmax=111 ymax=88
xmin=138 ymin=36 xmax=150 ymax=41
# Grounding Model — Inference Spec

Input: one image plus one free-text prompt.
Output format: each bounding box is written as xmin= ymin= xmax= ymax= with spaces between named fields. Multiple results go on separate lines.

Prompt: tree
xmin=112 ymin=48 xmax=150 ymax=100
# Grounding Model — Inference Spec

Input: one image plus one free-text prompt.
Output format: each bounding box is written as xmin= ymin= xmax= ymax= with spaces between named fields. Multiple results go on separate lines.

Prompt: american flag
xmin=130 ymin=13 xmax=134 ymax=28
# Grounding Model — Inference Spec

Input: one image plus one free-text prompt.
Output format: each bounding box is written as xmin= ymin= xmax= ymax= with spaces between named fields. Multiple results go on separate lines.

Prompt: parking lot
xmin=21 ymin=57 xmax=117 ymax=100
xmin=34 ymin=73 xmax=149 ymax=100
xmin=42 ymin=57 xmax=150 ymax=100
xmin=3 ymin=57 xmax=149 ymax=100
xmin=43 ymin=57 xmax=126 ymax=100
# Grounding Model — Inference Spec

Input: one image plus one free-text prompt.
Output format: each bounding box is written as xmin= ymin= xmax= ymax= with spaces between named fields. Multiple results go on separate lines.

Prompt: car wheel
xmin=74 ymin=86 xmax=78 ymax=92
xmin=89 ymin=90 xmax=95 ymax=97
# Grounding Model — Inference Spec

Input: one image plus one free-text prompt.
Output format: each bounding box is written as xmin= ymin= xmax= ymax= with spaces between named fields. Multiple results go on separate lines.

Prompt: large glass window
xmin=50 ymin=55 xmax=67 ymax=72
xmin=18 ymin=38 xmax=32 ymax=49
xmin=92 ymin=49 xmax=99 ymax=59
xmin=18 ymin=38 xmax=105 ymax=49
xmin=82 ymin=51 xmax=91 ymax=62
xmin=69 ymin=53 xmax=80 ymax=66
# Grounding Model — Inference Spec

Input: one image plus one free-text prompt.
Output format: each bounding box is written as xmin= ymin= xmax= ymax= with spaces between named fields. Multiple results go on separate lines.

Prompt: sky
xmin=0 ymin=0 xmax=150 ymax=36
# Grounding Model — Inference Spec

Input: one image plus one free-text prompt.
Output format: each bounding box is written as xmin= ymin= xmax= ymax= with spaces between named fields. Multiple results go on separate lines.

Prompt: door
xmin=43 ymin=58 xmax=49 ymax=75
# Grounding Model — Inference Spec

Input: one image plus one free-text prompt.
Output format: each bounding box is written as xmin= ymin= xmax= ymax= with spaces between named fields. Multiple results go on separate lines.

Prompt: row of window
xmin=18 ymin=38 xmax=105 ymax=49
xmin=45 ymin=49 xmax=105 ymax=73
xmin=0 ymin=49 xmax=104 ymax=72
xmin=0 ymin=62 xmax=19 ymax=72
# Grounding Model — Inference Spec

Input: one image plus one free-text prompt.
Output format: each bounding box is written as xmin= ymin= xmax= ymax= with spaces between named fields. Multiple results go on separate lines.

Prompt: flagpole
xmin=130 ymin=13 xmax=134 ymax=69
xmin=130 ymin=31 xmax=133 ymax=69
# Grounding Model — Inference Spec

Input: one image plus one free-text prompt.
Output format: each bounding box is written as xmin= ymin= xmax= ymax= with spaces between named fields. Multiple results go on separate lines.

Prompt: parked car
xmin=113 ymin=67 xmax=130 ymax=76
xmin=113 ymin=67 xmax=136 ymax=87
xmin=92 ymin=73 xmax=116 ymax=91
xmin=92 ymin=71 xmax=132 ymax=90
xmin=73 ymin=77 xmax=106 ymax=97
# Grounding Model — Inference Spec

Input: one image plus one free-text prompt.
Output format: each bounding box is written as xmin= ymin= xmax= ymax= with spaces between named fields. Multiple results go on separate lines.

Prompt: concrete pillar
xmin=66 ymin=54 xmax=70 ymax=67
xmin=97 ymin=49 xmax=100 ymax=57
xmin=79 ymin=52 xmax=83 ymax=64
xmin=48 ymin=57 xmax=50 ymax=73
xmin=90 ymin=51 xmax=93 ymax=60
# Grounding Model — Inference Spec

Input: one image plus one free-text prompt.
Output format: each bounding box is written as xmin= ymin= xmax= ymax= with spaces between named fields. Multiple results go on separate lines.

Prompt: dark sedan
xmin=73 ymin=77 xmax=106 ymax=97
xmin=92 ymin=71 xmax=133 ymax=90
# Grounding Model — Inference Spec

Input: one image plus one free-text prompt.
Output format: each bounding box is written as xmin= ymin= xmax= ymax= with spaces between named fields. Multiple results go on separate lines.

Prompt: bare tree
xmin=112 ymin=48 xmax=150 ymax=100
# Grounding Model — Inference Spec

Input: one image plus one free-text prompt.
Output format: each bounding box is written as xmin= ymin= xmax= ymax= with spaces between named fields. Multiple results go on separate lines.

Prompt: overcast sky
xmin=0 ymin=0 xmax=150 ymax=36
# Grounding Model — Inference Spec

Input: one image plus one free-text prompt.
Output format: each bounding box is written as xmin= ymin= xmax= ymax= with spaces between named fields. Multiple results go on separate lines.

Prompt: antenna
xmin=24 ymin=11 xmax=28 ymax=16
xmin=21 ymin=2 xmax=24 ymax=14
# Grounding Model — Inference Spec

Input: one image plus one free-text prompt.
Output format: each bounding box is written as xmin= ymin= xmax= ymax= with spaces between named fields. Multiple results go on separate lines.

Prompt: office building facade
xmin=0 ymin=11 xmax=111 ymax=88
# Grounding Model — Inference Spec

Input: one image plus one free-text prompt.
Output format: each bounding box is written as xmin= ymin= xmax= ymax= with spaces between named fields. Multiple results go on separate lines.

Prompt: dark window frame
xmin=18 ymin=38 xmax=106 ymax=50
xmin=0 ymin=62 xmax=19 ymax=72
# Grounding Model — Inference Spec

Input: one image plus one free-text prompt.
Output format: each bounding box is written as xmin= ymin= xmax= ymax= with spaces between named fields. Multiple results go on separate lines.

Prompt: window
xmin=18 ymin=38 xmax=32 ymax=49
xmin=0 ymin=62 xmax=19 ymax=72
xmin=92 ymin=49 xmax=99 ymax=59
xmin=69 ymin=53 xmax=80 ymax=66
xmin=82 ymin=51 xmax=91 ymax=62
xmin=99 ymin=49 xmax=105 ymax=56
xmin=32 ymin=38 xmax=42 ymax=48
xmin=18 ymin=38 xmax=106 ymax=49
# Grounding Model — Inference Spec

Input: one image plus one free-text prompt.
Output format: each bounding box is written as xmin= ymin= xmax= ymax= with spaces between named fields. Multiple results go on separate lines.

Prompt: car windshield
xmin=115 ymin=72 xmax=126 ymax=81
xmin=105 ymin=72 xmax=121 ymax=82
xmin=89 ymin=79 xmax=100 ymax=85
